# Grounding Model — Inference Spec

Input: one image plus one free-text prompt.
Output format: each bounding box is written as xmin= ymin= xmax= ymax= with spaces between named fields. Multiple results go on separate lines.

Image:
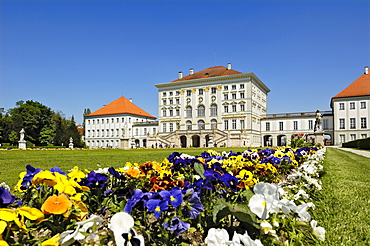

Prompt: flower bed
xmin=0 ymin=147 xmax=326 ymax=245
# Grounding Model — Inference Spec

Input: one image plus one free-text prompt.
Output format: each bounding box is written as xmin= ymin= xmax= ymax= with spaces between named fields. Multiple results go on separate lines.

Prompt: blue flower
xmin=220 ymin=173 xmax=238 ymax=191
xmin=183 ymin=192 xmax=203 ymax=218
xmin=163 ymin=217 xmax=190 ymax=236
xmin=124 ymin=189 xmax=144 ymax=214
xmin=50 ymin=167 xmax=66 ymax=175
xmin=79 ymin=171 xmax=109 ymax=188
xmin=146 ymin=199 xmax=168 ymax=219
xmin=21 ymin=165 xmax=41 ymax=190
xmin=160 ymin=187 xmax=183 ymax=209
xmin=108 ymin=167 xmax=126 ymax=180
xmin=0 ymin=187 xmax=15 ymax=207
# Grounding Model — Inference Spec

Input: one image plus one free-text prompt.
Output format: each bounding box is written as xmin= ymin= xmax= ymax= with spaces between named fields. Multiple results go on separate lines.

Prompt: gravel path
xmin=329 ymin=146 xmax=370 ymax=158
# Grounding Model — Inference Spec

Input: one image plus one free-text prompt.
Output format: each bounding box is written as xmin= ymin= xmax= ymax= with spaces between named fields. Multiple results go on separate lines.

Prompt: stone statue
xmin=19 ymin=128 xmax=25 ymax=141
xmin=314 ymin=110 xmax=322 ymax=132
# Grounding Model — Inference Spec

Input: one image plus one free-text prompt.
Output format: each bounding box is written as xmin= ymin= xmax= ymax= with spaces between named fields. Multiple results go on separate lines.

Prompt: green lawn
xmin=313 ymin=147 xmax=370 ymax=245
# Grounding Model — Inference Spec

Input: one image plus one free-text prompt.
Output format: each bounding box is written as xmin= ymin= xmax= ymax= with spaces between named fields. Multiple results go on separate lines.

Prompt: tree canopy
xmin=0 ymin=100 xmax=83 ymax=147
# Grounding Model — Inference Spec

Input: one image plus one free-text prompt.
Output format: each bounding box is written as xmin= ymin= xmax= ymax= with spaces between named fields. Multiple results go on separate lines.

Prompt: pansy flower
xmin=20 ymin=165 xmax=42 ymax=190
xmin=41 ymin=194 xmax=72 ymax=215
xmin=79 ymin=171 xmax=109 ymax=189
xmin=163 ymin=217 xmax=190 ymax=236
xmin=109 ymin=212 xmax=144 ymax=246
xmin=0 ymin=187 xmax=15 ymax=208
xmin=182 ymin=192 xmax=203 ymax=218
xmin=146 ymin=199 xmax=168 ymax=219
xmin=124 ymin=189 xmax=144 ymax=214
xmin=159 ymin=187 xmax=183 ymax=209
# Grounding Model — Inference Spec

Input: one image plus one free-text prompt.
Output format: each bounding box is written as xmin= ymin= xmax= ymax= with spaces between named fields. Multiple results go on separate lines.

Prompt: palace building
xmin=84 ymin=64 xmax=369 ymax=149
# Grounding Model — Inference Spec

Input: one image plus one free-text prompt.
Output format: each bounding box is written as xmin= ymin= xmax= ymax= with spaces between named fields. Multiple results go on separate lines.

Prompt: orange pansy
xmin=41 ymin=194 xmax=72 ymax=215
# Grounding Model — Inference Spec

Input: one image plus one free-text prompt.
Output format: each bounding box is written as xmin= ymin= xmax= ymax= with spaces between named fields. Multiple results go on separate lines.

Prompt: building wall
xmin=332 ymin=96 xmax=370 ymax=145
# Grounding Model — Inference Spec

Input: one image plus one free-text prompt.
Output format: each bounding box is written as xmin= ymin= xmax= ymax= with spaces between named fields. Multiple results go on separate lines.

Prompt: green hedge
xmin=342 ymin=137 xmax=370 ymax=150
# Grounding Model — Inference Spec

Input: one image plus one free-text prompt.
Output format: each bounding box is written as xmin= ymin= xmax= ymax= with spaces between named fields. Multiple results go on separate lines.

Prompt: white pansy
xmin=249 ymin=182 xmax=280 ymax=219
xmin=204 ymin=228 xmax=230 ymax=246
xmin=109 ymin=212 xmax=145 ymax=246
xmin=310 ymin=220 xmax=326 ymax=241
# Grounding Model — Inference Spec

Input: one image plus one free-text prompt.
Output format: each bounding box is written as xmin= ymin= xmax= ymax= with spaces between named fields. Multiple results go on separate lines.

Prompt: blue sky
xmin=1 ymin=0 xmax=369 ymax=124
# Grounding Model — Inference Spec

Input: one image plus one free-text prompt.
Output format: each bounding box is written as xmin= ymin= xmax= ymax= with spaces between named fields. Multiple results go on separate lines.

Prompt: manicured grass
xmin=0 ymin=147 xmax=247 ymax=188
xmin=313 ymin=147 xmax=370 ymax=245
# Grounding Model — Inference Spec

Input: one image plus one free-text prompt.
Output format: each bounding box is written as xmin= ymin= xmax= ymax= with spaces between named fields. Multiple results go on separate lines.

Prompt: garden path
xmin=329 ymin=146 xmax=370 ymax=158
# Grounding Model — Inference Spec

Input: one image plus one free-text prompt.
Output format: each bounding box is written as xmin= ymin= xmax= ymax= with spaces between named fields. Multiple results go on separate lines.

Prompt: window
xmin=101 ymin=129 xmax=104 ymax=137
xmin=293 ymin=121 xmax=298 ymax=130
xmin=163 ymin=100 xmax=167 ymax=105
xmin=169 ymin=99 xmax=173 ymax=104
xmin=163 ymin=123 xmax=167 ymax=132
xmin=176 ymin=122 xmax=180 ymax=130
xmin=339 ymin=118 xmax=345 ymax=129
xmin=232 ymin=119 xmax=237 ymax=130
xmin=163 ymin=92 xmax=166 ymax=97
xmin=169 ymin=91 xmax=173 ymax=96
xmin=211 ymin=87 xmax=217 ymax=93
xmin=279 ymin=122 xmax=283 ymax=131
xmin=224 ymin=105 xmax=229 ymax=113
xmin=96 ymin=130 xmax=100 ymax=137
xmin=224 ymin=120 xmax=229 ymax=130
xmin=232 ymin=105 xmax=236 ymax=112
xmin=240 ymin=84 xmax=244 ymax=89
xmin=361 ymin=134 xmax=368 ymax=139
xmin=111 ymin=118 xmax=114 ymax=123
xmin=361 ymin=102 xmax=366 ymax=109
xmin=224 ymin=86 xmax=228 ymax=90
xmin=176 ymin=109 xmax=180 ymax=116
xmin=350 ymin=118 xmax=356 ymax=129
xmin=92 ymin=119 xmax=95 ymax=124
xmin=116 ymin=129 xmax=119 ymax=136
xmin=232 ymin=85 xmax=236 ymax=90
xmin=240 ymin=120 xmax=245 ymax=129
xmin=197 ymin=105 xmax=205 ymax=117
xmin=350 ymin=134 xmax=356 ymax=141
xmin=176 ymin=91 xmax=180 ymax=96
xmin=144 ymin=128 xmax=147 ymax=135
xmin=361 ymin=117 xmax=367 ymax=128
xmin=266 ymin=122 xmax=270 ymax=131
xmin=322 ymin=119 xmax=328 ymax=130
xmin=240 ymin=92 xmax=245 ymax=98
xmin=199 ymin=89 xmax=204 ymax=95
xmin=162 ymin=110 xmax=167 ymax=117
xmin=135 ymin=128 xmax=138 ymax=136
xmin=198 ymin=120 xmax=205 ymax=130
xmin=232 ymin=93 xmax=236 ymax=99
xmin=340 ymin=134 xmax=345 ymax=143
xmin=350 ymin=102 xmax=355 ymax=109
xmin=153 ymin=128 xmax=156 ymax=135
xmin=169 ymin=110 xmax=173 ymax=116
xmin=111 ymin=129 xmax=114 ymax=137
xmin=211 ymin=119 xmax=217 ymax=129
xmin=308 ymin=120 xmax=313 ymax=130
xmin=240 ymin=104 xmax=245 ymax=111
xmin=176 ymin=98 xmax=180 ymax=104
xmin=186 ymin=106 xmax=192 ymax=117
xmin=121 ymin=118 xmax=124 ymax=123
xmin=186 ymin=121 xmax=192 ymax=130
xmin=339 ymin=103 xmax=345 ymax=110
xmin=169 ymin=123 xmax=173 ymax=132
xmin=186 ymin=90 xmax=192 ymax=96
xmin=129 ymin=118 xmax=131 ymax=123
xmin=224 ymin=94 xmax=228 ymax=100
xmin=116 ymin=118 xmax=119 ymax=123
xmin=210 ymin=104 xmax=217 ymax=116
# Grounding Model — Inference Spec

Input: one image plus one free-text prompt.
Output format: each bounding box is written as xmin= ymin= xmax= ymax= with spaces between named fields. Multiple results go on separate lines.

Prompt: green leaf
xmin=212 ymin=198 xmax=227 ymax=223
xmin=194 ymin=162 xmax=205 ymax=179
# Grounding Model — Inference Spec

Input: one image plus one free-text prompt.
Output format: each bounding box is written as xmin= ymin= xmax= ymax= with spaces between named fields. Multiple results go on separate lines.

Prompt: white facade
xmin=331 ymin=97 xmax=370 ymax=145
xmin=154 ymin=65 xmax=270 ymax=147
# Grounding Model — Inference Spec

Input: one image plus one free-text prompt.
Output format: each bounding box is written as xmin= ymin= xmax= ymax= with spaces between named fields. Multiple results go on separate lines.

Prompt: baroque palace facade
xmin=84 ymin=64 xmax=370 ymax=149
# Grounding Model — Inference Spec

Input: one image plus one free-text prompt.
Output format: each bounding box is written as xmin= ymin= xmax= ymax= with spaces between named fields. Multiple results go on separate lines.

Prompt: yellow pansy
xmin=32 ymin=170 xmax=57 ymax=186
xmin=14 ymin=171 xmax=27 ymax=192
xmin=67 ymin=166 xmax=85 ymax=182
xmin=17 ymin=207 xmax=44 ymax=224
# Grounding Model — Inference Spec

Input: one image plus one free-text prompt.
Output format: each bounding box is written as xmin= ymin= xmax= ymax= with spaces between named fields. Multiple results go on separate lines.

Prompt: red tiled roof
xmin=86 ymin=97 xmax=156 ymax=119
xmin=333 ymin=73 xmax=370 ymax=98
xmin=172 ymin=66 xmax=242 ymax=82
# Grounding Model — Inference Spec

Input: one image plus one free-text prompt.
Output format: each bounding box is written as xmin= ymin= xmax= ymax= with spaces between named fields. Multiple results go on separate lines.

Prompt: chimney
xmin=227 ymin=63 xmax=232 ymax=70
xmin=190 ymin=68 xmax=194 ymax=75
xmin=178 ymin=71 xmax=183 ymax=79
xmin=129 ymin=98 xmax=132 ymax=102
xmin=365 ymin=66 xmax=369 ymax=75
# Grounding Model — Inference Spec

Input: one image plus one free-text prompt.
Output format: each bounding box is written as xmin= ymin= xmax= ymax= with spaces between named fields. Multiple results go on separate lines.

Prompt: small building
xmin=330 ymin=66 xmax=370 ymax=145
xmin=84 ymin=97 xmax=157 ymax=149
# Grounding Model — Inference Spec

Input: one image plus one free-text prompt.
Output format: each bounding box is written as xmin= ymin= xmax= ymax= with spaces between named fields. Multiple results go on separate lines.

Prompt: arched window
xmin=211 ymin=119 xmax=217 ymax=129
xmin=198 ymin=105 xmax=205 ymax=117
xmin=198 ymin=120 xmax=205 ymax=130
xmin=186 ymin=120 xmax=192 ymax=130
xmin=186 ymin=106 xmax=192 ymax=117
xmin=210 ymin=104 xmax=217 ymax=116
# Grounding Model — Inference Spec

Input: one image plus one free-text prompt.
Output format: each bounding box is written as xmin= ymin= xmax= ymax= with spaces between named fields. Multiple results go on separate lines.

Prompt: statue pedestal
xmin=18 ymin=140 xmax=26 ymax=150
xmin=314 ymin=131 xmax=325 ymax=147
